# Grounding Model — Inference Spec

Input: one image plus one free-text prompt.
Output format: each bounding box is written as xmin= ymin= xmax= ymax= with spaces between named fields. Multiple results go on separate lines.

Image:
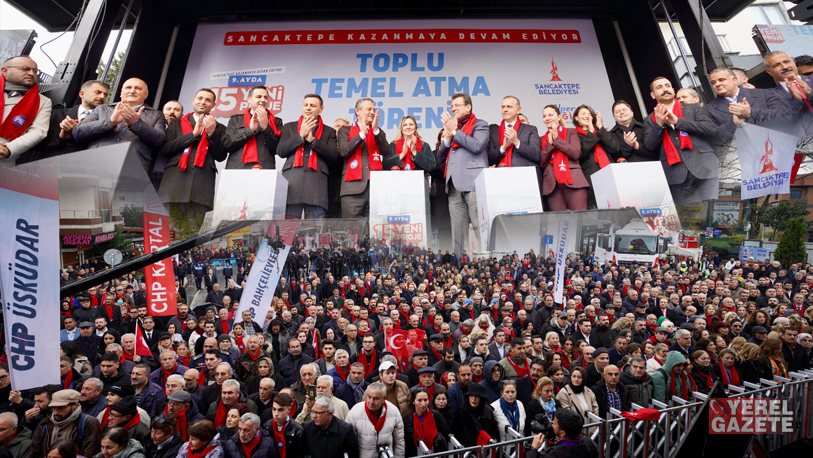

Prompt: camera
xmin=530 ymin=413 xmax=557 ymax=442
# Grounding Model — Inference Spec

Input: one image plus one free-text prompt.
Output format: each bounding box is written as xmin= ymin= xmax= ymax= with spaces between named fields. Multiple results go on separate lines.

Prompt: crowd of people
xmin=3 ymin=244 xmax=813 ymax=458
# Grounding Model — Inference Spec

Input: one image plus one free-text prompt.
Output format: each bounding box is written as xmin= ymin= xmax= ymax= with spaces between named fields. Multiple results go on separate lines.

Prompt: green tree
xmin=749 ymin=199 xmax=809 ymax=241
xmin=775 ymin=217 xmax=807 ymax=267
xmin=120 ymin=205 xmax=143 ymax=228
xmin=96 ymin=52 xmax=124 ymax=102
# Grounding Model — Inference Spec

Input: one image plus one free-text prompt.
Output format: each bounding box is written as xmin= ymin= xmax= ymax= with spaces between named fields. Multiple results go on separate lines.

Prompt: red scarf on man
xmin=104 ymin=303 xmax=115 ymax=321
xmin=166 ymin=403 xmax=190 ymax=441
xmin=444 ymin=114 xmax=477 ymax=177
xmin=122 ymin=412 xmax=141 ymax=430
xmin=242 ymin=108 xmax=280 ymax=166
xmin=718 ymin=361 xmax=740 ymax=387
xmin=412 ymin=410 xmax=439 ymax=449
xmin=213 ymin=401 xmax=229 ymax=427
xmin=346 ymin=123 xmax=382 ymax=181
xmin=123 ymin=350 xmax=134 ymax=361
xmin=241 ymin=431 xmax=262 ymax=458
xmin=272 ymin=420 xmax=287 ymax=458
xmin=0 ymin=74 xmax=40 ymax=141
xmin=430 ymin=346 xmax=444 ymax=363
xmin=365 ymin=402 xmax=388 ymax=433
xmin=220 ymin=320 xmax=229 ymax=335
xmin=506 ymin=356 xmax=529 ymax=378
xmin=100 ymin=407 xmax=112 ymax=428
xmin=541 ymin=126 xmax=574 ymax=185
xmin=498 ymin=120 xmax=520 ymax=167
xmin=247 ymin=347 xmax=261 ymax=361
xmin=160 ymin=364 xmax=177 ymax=389
xmin=359 ymin=348 xmax=377 ymax=378
xmin=188 ymin=444 xmax=218 ymax=458
xmin=179 ymin=113 xmax=209 ymax=172
xmin=293 ymin=116 xmax=323 ymax=170
xmin=575 ymin=126 xmax=610 ymax=168
xmin=395 ymin=137 xmax=422 ymax=171
xmin=198 ymin=369 xmax=209 ymax=387
xmin=335 ymin=364 xmax=349 ymax=381
xmin=63 ymin=369 xmax=74 ymax=390
xmin=652 ymin=102 xmax=692 ymax=165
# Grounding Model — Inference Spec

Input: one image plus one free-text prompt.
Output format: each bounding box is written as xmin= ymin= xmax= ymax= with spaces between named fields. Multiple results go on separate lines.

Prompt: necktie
xmin=79 ymin=110 xmax=90 ymax=121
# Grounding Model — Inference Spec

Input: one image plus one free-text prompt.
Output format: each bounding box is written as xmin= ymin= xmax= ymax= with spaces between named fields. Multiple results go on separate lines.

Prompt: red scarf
xmin=104 ymin=303 xmax=115 ymax=321
xmin=346 ymin=123 xmax=382 ymax=181
xmin=575 ymin=126 xmax=610 ymax=168
xmin=444 ymin=114 xmax=477 ymax=177
xmin=100 ymin=407 xmax=111 ymax=428
xmin=242 ymin=108 xmax=280 ymax=166
xmin=424 ymin=383 xmax=435 ymax=401
xmin=430 ymin=346 xmax=444 ymax=363
xmin=473 ymin=372 xmax=483 ymax=383
xmin=0 ymin=427 xmax=16 ymax=445
xmin=161 ymin=364 xmax=177 ymax=390
xmin=168 ymin=404 xmax=190 ymax=441
xmin=214 ymin=400 xmax=229 ymax=427
xmin=669 ymin=369 xmax=695 ymax=399
xmin=235 ymin=335 xmax=246 ymax=353
xmin=221 ymin=320 xmax=229 ymax=335
xmin=247 ymin=347 xmax=261 ymax=361
xmin=179 ymin=113 xmax=209 ymax=172
xmin=293 ymin=116 xmax=323 ymax=170
xmin=188 ymin=444 xmax=218 ymax=458
xmin=498 ymin=120 xmax=520 ymax=167
xmin=335 ymin=364 xmax=349 ymax=381
xmin=541 ymin=126 xmax=574 ymax=185
xmin=272 ymin=420 xmax=287 ymax=458
xmin=311 ymin=329 xmax=321 ymax=359
xmin=506 ymin=355 xmax=529 ymax=378
xmin=123 ymin=350 xmax=134 ymax=361
xmin=442 ymin=336 xmax=454 ymax=348
xmin=395 ymin=137 xmax=422 ymax=171
xmin=241 ymin=431 xmax=262 ymax=458
xmin=0 ymin=74 xmax=40 ymax=141
xmin=654 ymin=354 xmax=666 ymax=366
xmin=63 ymin=369 xmax=74 ymax=390
xmin=365 ymin=402 xmax=388 ymax=433
xmin=180 ymin=354 xmax=191 ymax=367
xmin=694 ymin=367 xmax=714 ymax=391
xmin=652 ymin=102 xmax=692 ymax=165
xmin=359 ymin=348 xmax=377 ymax=378
xmin=412 ymin=410 xmax=439 ymax=450
xmin=718 ymin=362 xmax=740 ymax=387
xmin=122 ymin=412 xmax=141 ymax=430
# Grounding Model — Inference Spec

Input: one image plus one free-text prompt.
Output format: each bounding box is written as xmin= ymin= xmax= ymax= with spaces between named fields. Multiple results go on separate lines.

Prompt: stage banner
xmin=237 ymin=220 xmax=300 ymax=323
xmin=553 ymin=213 xmax=578 ymax=305
xmin=591 ymin=162 xmax=681 ymax=235
xmin=474 ymin=167 xmax=543 ymax=253
xmin=0 ymin=160 xmax=60 ymax=390
xmin=739 ymin=246 xmax=775 ymax=263
xmin=207 ymin=170 xmax=287 ymax=229
xmin=177 ymin=19 xmax=616 ymax=139
xmin=385 ymin=328 xmax=426 ymax=372
xmin=369 ymin=170 xmax=429 ymax=248
xmin=143 ymin=186 xmax=178 ymax=317
xmin=736 ymin=124 xmax=796 ymax=199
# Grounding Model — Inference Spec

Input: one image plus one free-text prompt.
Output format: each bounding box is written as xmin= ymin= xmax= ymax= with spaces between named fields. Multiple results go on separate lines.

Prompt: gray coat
xmin=72 ymin=103 xmax=166 ymax=174
xmin=222 ymin=112 xmax=283 ymax=170
xmin=487 ymin=122 xmax=542 ymax=167
xmin=705 ymin=87 xmax=789 ymax=144
xmin=277 ymin=119 xmax=338 ymax=209
xmin=437 ymin=118 xmax=489 ymax=192
xmin=337 ymin=125 xmax=390 ymax=196
xmin=619 ymin=364 xmax=654 ymax=407
xmin=643 ymin=102 xmax=718 ymax=184
xmin=158 ymin=113 xmax=228 ymax=209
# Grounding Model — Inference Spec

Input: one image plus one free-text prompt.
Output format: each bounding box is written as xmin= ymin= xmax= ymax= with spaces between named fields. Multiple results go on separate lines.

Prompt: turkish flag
xmin=385 ymin=328 xmax=425 ymax=372
xmin=134 ymin=323 xmax=153 ymax=357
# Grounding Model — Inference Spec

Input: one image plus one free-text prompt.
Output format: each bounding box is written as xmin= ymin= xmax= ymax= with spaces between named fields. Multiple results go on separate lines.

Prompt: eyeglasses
xmin=5 ymin=65 xmax=38 ymax=74
xmin=311 ymin=409 xmax=330 ymax=416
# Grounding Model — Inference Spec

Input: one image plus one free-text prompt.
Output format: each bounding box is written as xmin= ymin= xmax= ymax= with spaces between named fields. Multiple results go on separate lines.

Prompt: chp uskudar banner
xmin=553 ymin=213 xmax=578 ymax=305
xmin=0 ymin=160 xmax=60 ymax=390
xmin=236 ymin=219 xmax=300 ymax=323
xmin=736 ymin=123 xmax=796 ymax=199
xmin=142 ymin=186 xmax=177 ymax=316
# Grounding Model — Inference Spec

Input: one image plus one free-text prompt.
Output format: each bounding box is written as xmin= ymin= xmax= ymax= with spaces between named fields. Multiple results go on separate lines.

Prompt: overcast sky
xmin=1 ymin=0 xmax=131 ymax=76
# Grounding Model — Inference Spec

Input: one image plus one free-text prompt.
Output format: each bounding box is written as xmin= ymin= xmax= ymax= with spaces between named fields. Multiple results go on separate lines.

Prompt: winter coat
xmin=222 ymin=428 xmax=279 ymax=458
xmin=619 ymin=364 xmax=654 ymax=407
xmin=144 ymin=434 xmax=184 ymax=458
xmin=31 ymin=407 xmax=103 ymax=458
xmin=364 ymin=380 xmax=410 ymax=415
xmin=5 ymin=425 xmax=31 ymax=458
xmin=652 ymin=351 xmax=694 ymax=403
xmin=176 ymin=434 xmax=224 ymax=458
xmin=345 ymin=400 xmax=406 ymax=458
xmin=137 ymin=381 xmax=167 ymax=419
xmin=262 ymin=417 xmax=305 ymax=458
xmin=590 ymin=379 xmax=630 ymax=419
xmin=491 ymin=399 xmax=527 ymax=441
xmin=555 ymin=385 xmax=599 ymax=420
xmin=402 ymin=409 xmax=450 ymax=457
xmin=92 ymin=439 xmax=146 ymax=458
xmin=302 ymin=417 xmax=359 ymax=458
xmin=451 ymin=403 xmax=499 ymax=447
xmin=479 ymin=361 xmax=504 ymax=403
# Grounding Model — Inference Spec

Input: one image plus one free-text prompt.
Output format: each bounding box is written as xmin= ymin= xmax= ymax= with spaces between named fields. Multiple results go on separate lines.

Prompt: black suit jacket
xmin=609 ymin=120 xmax=659 ymax=162
xmin=337 ymin=124 xmax=390 ymax=196
xmin=25 ymin=105 xmax=84 ymax=163
xmin=277 ymin=119 xmax=338 ymax=209
xmin=222 ymin=112 xmax=283 ymax=169
xmin=705 ymin=87 xmax=789 ymax=144
xmin=577 ymin=126 xmax=621 ymax=184
xmin=486 ymin=122 xmax=542 ymax=167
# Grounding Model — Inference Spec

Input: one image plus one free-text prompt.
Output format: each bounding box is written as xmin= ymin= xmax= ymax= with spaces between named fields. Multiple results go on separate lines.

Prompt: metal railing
xmin=414 ymin=370 xmax=813 ymax=458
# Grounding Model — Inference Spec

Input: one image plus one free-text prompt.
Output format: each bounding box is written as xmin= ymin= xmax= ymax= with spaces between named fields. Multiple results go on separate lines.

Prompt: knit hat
xmin=592 ymin=348 xmax=608 ymax=358
xmin=109 ymin=385 xmax=136 ymax=398
xmin=111 ymin=395 xmax=138 ymax=417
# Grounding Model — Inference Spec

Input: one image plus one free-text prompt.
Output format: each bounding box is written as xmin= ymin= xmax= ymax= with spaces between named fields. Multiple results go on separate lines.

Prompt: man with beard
xmin=590 ymin=313 xmax=616 ymax=349
xmin=433 ymin=347 xmax=460 ymax=378
xmin=447 ymin=363 xmax=473 ymax=410
xmin=237 ymin=336 xmax=271 ymax=381
xmin=37 ymin=80 xmax=108 ymax=159
xmin=515 ymin=358 xmax=545 ymax=407
xmin=278 ymin=338 xmax=315 ymax=387
xmin=162 ymin=100 xmax=183 ymax=123
xmin=130 ymin=363 xmax=166 ymax=419
xmin=30 ymin=390 xmax=102 ymax=458
xmin=0 ymin=56 xmax=51 ymax=162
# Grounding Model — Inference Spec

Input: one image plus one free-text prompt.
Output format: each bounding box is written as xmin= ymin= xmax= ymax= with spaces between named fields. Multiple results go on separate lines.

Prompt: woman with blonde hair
xmin=523 ymin=376 xmax=560 ymax=435
xmin=387 ymin=116 xmax=436 ymax=172
xmin=728 ymin=336 xmax=747 ymax=353
xmin=611 ymin=317 xmax=632 ymax=332
xmin=758 ymin=338 xmax=788 ymax=379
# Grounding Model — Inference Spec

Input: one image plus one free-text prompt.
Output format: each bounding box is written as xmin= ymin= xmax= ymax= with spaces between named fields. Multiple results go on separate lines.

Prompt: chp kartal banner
xmin=0 ymin=160 xmax=60 ymax=390
xmin=177 ymin=19 xmax=616 ymax=138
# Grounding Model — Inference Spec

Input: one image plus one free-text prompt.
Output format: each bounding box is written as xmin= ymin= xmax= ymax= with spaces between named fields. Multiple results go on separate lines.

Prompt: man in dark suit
xmin=72 ymin=77 xmax=167 ymax=180
xmin=609 ymin=100 xmax=658 ymax=162
xmin=487 ymin=95 xmax=541 ymax=167
xmin=337 ymin=98 xmax=390 ymax=218
xmin=222 ymin=85 xmax=283 ymax=170
xmin=763 ymin=51 xmax=813 ymax=112
xmin=643 ymin=77 xmax=718 ymax=206
xmin=437 ymin=92 xmax=489 ymax=255
xmin=278 ymin=93 xmax=338 ymax=221
xmin=204 ymin=268 xmax=218 ymax=293
xmin=207 ymin=283 xmax=225 ymax=306
xmin=175 ymin=279 xmax=187 ymax=303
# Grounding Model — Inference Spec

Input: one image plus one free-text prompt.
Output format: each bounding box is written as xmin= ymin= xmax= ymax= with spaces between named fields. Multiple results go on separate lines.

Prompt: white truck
xmin=593 ymin=220 xmax=701 ymax=266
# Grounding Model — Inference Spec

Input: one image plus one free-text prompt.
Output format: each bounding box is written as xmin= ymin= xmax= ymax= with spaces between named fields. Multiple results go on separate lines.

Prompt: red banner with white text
xmin=142 ymin=186 xmax=177 ymax=316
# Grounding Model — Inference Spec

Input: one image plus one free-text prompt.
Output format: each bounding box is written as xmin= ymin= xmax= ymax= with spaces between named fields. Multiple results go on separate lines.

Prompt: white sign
xmin=178 ymin=19 xmax=616 ymax=139
xmin=474 ymin=167 xmax=543 ymax=253
xmin=209 ymin=170 xmax=287 ymax=228
xmin=553 ymin=213 xmax=578 ymax=305
xmin=369 ymin=171 xmax=429 ymax=248
xmin=591 ymin=162 xmax=681 ymax=235
xmin=0 ymin=159 xmax=60 ymax=390
xmin=736 ymin=124 xmax=796 ymax=199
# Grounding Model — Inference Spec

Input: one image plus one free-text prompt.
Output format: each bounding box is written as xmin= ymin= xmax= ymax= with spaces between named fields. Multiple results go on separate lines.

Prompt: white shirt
xmin=78 ymin=107 xmax=93 ymax=121
xmin=356 ymin=121 xmax=379 ymax=139
xmin=65 ymin=329 xmax=76 ymax=340
xmin=724 ymin=89 xmax=740 ymax=104
xmin=499 ymin=121 xmax=521 ymax=152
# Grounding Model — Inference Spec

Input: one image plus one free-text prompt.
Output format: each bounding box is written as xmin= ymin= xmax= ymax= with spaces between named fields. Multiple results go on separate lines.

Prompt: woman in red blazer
xmin=539 ymin=105 xmax=589 ymax=211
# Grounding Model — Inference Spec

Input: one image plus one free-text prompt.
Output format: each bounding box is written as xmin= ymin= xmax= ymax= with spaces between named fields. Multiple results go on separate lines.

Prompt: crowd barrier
xmin=406 ymin=369 xmax=813 ymax=458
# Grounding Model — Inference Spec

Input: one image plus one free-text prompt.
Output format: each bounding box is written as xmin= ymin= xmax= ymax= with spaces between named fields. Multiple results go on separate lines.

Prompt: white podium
xmin=591 ymin=162 xmax=681 ymax=234
xmin=369 ymin=170 xmax=429 ymax=248
xmin=474 ymin=167 xmax=543 ymax=253
xmin=208 ymin=170 xmax=287 ymax=228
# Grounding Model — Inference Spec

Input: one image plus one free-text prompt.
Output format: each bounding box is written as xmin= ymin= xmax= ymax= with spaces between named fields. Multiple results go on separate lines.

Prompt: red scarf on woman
xmin=0 ymin=74 xmax=40 ymax=141
xmin=188 ymin=444 xmax=218 ymax=458
xmin=652 ymin=102 xmax=692 ymax=165
xmin=242 ymin=108 xmax=280 ymax=166
xmin=541 ymin=126 xmax=574 ymax=185
xmin=179 ymin=113 xmax=209 ymax=172
xmin=359 ymin=349 xmax=377 ymax=378
xmin=444 ymin=114 xmax=477 ymax=177
xmin=395 ymin=137 xmax=422 ymax=171
xmin=498 ymin=120 xmax=520 ymax=167
xmin=718 ymin=362 xmax=740 ymax=387
xmin=669 ymin=369 xmax=695 ymax=399
xmin=412 ymin=410 xmax=439 ymax=449
xmin=241 ymin=431 xmax=262 ymax=458
xmin=346 ymin=123 xmax=382 ymax=181
xmin=293 ymin=116 xmax=323 ymax=170
xmin=235 ymin=334 xmax=246 ymax=353
xmin=365 ymin=402 xmax=388 ymax=433
xmin=575 ymin=126 xmax=610 ymax=168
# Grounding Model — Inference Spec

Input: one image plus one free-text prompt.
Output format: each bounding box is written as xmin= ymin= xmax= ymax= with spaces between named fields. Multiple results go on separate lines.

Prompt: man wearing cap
xmin=131 ymin=363 xmax=166 ymax=419
xmin=586 ymin=348 xmax=610 ymax=387
xmin=416 ymin=367 xmax=444 ymax=407
xmin=30 ymin=389 xmax=103 ymax=458
xmin=425 ymin=334 xmax=445 ymax=367
xmin=377 ymin=361 xmax=410 ymax=414
xmin=404 ymin=350 xmax=429 ymax=387
xmin=748 ymin=326 xmax=768 ymax=345
xmin=97 ymin=385 xmax=144 ymax=428
xmin=74 ymin=321 xmax=102 ymax=366
xmin=105 ymin=395 xmax=150 ymax=442
xmin=71 ymin=294 xmax=101 ymax=325
xmin=166 ymin=389 xmax=205 ymax=442
xmin=498 ymin=338 xmax=530 ymax=381
xmin=217 ymin=334 xmax=240 ymax=366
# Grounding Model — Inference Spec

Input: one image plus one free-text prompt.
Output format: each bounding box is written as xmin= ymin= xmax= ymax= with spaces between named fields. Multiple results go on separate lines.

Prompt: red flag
xmin=134 ymin=324 xmax=153 ymax=357
xmin=385 ymin=328 xmax=425 ymax=372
